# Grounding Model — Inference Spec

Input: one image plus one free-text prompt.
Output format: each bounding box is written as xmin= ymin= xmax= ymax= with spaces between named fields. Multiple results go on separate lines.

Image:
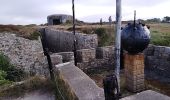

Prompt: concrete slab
xmin=121 ymin=90 xmax=170 ymax=100
xmin=54 ymin=62 xmax=105 ymax=100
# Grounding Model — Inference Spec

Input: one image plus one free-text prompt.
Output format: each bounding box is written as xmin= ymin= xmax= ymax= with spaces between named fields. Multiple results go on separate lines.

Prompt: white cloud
xmin=0 ymin=0 xmax=170 ymax=25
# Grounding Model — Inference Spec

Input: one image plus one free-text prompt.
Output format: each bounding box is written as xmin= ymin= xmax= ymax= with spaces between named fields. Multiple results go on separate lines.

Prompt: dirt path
xmin=1 ymin=90 xmax=55 ymax=100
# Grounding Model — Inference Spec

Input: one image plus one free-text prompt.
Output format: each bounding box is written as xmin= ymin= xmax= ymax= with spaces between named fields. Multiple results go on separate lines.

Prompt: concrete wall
xmin=53 ymin=62 xmax=105 ymax=100
xmin=144 ymin=45 xmax=170 ymax=78
xmin=49 ymin=53 xmax=104 ymax=100
xmin=47 ymin=14 xmax=72 ymax=25
xmin=44 ymin=28 xmax=98 ymax=53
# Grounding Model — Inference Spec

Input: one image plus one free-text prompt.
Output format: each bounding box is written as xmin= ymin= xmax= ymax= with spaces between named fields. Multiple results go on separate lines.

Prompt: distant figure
xmin=100 ymin=18 xmax=103 ymax=26
xmin=108 ymin=16 xmax=112 ymax=26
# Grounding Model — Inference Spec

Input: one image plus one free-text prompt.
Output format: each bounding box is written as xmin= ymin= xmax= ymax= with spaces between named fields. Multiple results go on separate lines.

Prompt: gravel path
xmin=2 ymin=90 xmax=55 ymax=100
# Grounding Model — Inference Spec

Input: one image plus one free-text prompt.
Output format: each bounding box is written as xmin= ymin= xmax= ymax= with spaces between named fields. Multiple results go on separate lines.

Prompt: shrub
xmin=5 ymin=66 xmax=25 ymax=82
xmin=94 ymin=28 xmax=106 ymax=37
xmin=94 ymin=28 xmax=113 ymax=46
xmin=0 ymin=53 xmax=11 ymax=71
xmin=0 ymin=53 xmax=25 ymax=82
xmin=0 ymin=70 xmax=11 ymax=86
xmin=28 ymin=31 xmax=40 ymax=40
xmin=0 ymin=70 xmax=6 ymax=80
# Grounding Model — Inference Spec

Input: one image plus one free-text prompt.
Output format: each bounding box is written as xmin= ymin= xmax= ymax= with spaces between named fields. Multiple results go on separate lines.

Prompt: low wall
xmin=144 ymin=45 xmax=170 ymax=78
xmin=76 ymin=46 xmax=115 ymax=72
xmin=53 ymin=61 xmax=105 ymax=100
xmin=49 ymin=51 xmax=105 ymax=100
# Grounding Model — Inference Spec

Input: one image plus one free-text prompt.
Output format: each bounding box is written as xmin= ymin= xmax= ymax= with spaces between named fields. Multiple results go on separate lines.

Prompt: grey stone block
xmin=57 ymin=52 xmax=74 ymax=62
xmin=50 ymin=53 xmax=63 ymax=65
xmin=121 ymin=90 xmax=170 ymax=100
xmin=54 ymin=62 xmax=104 ymax=100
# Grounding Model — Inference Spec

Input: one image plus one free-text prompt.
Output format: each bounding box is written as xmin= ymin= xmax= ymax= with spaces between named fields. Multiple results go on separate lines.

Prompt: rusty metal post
xmin=72 ymin=0 xmax=77 ymax=66
xmin=115 ymin=0 xmax=122 ymax=95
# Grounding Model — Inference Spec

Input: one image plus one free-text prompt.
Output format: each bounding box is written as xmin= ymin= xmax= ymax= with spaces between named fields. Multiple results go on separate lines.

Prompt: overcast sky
xmin=0 ymin=0 xmax=170 ymax=25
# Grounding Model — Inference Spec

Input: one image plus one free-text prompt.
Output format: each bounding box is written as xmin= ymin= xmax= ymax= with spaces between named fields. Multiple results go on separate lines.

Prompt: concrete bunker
xmin=47 ymin=14 xmax=72 ymax=25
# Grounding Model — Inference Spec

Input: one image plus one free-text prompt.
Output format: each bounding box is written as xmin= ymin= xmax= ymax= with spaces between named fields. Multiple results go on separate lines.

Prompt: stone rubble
xmin=0 ymin=33 xmax=49 ymax=77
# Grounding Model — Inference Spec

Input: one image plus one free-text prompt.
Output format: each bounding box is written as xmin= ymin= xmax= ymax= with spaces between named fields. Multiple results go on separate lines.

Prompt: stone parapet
xmin=54 ymin=62 xmax=105 ymax=100
xmin=76 ymin=49 xmax=96 ymax=63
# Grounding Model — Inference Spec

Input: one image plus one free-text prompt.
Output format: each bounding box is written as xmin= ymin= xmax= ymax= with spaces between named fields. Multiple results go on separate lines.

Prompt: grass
xmin=1 ymin=23 xmax=170 ymax=47
xmin=0 ymin=25 xmax=39 ymax=40
xmin=55 ymin=23 xmax=170 ymax=47
xmin=0 ymin=53 xmax=25 ymax=85
xmin=149 ymin=23 xmax=170 ymax=46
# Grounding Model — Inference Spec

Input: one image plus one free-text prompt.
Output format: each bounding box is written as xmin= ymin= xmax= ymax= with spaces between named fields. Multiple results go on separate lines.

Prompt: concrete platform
xmin=121 ymin=90 xmax=170 ymax=100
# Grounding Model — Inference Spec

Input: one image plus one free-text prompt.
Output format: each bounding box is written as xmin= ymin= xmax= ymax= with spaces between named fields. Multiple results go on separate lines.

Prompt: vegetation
xmin=0 ymin=53 xmax=25 ymax=86
xmin=149 ymin=24 xmax=170 ymax=46
xmin=0 ymin=76 xmax=54 ymax=97
xmin=1 ymin=22 xmax=170 ymax=47
xmin=144 ymin=16 xmax=170 ymax=23
xmin=0 ymin=25 xmax=39 ymax=40
xmin=94 ymin=27 xmax=113 ymax=46
xmin=28 ymin=30 xmax=40 ymax=40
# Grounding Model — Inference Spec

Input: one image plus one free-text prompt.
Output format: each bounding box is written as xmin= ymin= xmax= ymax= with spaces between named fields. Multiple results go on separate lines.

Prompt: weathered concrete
xmin=44 ymin=28 xmax=98 ymax=53
xmin=53 ymin=62 xmax=105 ymax=100
xmin=56 ymin=52 xmax=74 ymax=63
xmin=47 ymin=14 xmax=72 ymax=25
xmin=121 ymin=90 xmax=170 ymax=100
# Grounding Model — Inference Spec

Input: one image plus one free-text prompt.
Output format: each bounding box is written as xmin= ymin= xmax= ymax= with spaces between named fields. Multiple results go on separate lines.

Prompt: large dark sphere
xmin=121 ymin=23 xmax=150 ymax=54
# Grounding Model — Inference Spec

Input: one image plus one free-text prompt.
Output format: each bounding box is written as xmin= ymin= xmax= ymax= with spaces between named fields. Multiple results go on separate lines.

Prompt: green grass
xmin=0 ymin=53 xmax=25 ymax=86
xmin=94 ymin=27 xmax=114 ymax=46
xmin=149 ymin=23 xmax=170 ymax=46
xmin=28 ymin=31 xmax=40 ymax=40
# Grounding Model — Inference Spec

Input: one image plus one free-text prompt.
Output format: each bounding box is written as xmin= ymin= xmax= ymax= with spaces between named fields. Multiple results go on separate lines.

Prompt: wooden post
xmin=72 ymin=0 xmax=77 ymax=66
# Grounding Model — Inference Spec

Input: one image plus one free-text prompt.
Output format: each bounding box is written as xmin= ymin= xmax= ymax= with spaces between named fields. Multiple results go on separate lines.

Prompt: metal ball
xmin=121 ymin=23 xmax=150 ymax=54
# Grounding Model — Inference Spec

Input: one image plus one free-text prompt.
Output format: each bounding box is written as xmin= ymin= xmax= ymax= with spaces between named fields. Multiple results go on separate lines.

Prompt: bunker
xmin=47 ymin=14 xmax=72 ymax=25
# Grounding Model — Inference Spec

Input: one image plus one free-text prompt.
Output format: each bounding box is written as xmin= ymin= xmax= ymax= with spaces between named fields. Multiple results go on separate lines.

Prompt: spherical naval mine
xmin=121 ymin=23 xmax=150 ymax=54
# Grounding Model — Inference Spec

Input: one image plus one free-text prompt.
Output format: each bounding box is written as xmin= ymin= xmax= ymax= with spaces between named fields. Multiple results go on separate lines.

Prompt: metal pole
xmin=72 ymin=0 xmax=77 ymax=66
xmin=115 ymin=0 xmax=122 ymax=95
xmin=134 ymin=10 xmax=136 ymax=28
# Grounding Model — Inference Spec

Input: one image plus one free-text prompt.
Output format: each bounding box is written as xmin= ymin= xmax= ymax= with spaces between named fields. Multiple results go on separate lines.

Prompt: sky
xmin=0 ymin=0 xmax=170 ymax=25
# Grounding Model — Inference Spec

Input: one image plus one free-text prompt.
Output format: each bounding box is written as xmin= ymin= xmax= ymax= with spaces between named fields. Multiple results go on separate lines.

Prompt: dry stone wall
xmin=77 ymin=46 xmax=115 ymax=72
xmin=144 ymin=45 xmax=170 ymax=79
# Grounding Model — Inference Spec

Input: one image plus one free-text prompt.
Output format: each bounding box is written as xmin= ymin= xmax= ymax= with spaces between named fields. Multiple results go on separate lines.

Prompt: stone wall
xmin=3 ymin=29 xmax=170 ymax=82
xmin=77 ymin=46 xmax=115 ymax=72
xmin=44 ymin=28 xmax=98 ymax=53
xmin=0 ymin=33 xmax=49 ymax=77
xmin=144 ymin=45 xmax=170 ymax=78
xmin=0 ymin=32 xmax=113 ymax=78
